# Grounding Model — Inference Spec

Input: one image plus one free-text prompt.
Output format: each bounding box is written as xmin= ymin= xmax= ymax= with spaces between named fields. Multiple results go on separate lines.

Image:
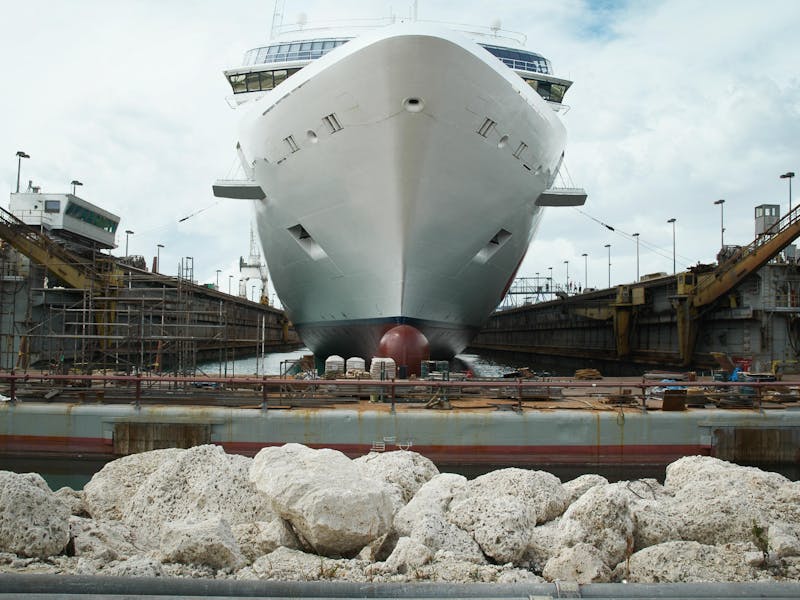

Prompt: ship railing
xmin=0 ymin=371 xmax=790 ymax=411
xmin=272 ymin=17 xmax=527 ymax=46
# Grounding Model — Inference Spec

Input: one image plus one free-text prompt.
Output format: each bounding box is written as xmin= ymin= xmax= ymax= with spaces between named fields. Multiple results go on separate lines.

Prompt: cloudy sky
xmin=1 ymin=0 xmax=798 ymax=303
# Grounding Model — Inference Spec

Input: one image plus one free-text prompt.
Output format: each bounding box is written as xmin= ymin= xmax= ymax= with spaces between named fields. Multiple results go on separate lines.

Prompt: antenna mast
xmin=270 ymin=0 xmax=286 ymax=40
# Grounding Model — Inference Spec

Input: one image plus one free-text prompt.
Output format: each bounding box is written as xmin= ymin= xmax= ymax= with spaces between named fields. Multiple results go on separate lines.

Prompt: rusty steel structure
xmin=0 ymin=207 xmax=299 ymax=374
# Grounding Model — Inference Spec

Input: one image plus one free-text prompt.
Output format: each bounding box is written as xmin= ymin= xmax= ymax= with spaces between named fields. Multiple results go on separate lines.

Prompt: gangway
xmin=673 ymin=205 xmax=800 ymax=365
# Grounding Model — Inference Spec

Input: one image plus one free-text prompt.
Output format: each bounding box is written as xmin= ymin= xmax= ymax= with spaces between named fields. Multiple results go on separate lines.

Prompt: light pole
xmin=15 ymin=151 xmax=30 ymax=193
xmin=228 ymin=275 xmax=233 ymax=294
xmin=548 ymin=266 xmax=553 ymax=291
xmin=564 ymin=260 xmax=569 ymax=292
xmin=632 ymin=233 xmax=640 ymax=281
xmin=70 ymin=180 xmax=83 ymax=195
xmin=604 ymin=244 xmax=611 ymax=288
xmin=667 ymin=218 xmax=676 ymax=274
xmin=581 ymin=253 xmax=588 ymax=290
xmin=713 ymin=199 xmax=725 ymax=249
xmin=124 ymin=230 xmax=134 ymax=256
xmin=781 ymin=172 xmax=795 ymax=219
xmin=216 ymin=269 xmax=222 ymax=289
xmin=156 ymin=244 xmax=164 ymax=273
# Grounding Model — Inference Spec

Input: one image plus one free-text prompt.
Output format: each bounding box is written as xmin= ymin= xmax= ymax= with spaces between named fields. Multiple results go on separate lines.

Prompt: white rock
xmin=353 ymin=450 xmax=439 ymax=505
xmin=54 ymin=487 xmax=86 ymax=517
xmin=0 ymin=471 xmax=70 ymax=558
xmin=125 ymin=445 xmax=274 ymax=547
xmin=461 ymin=468 xmax=569 ymax=523
xmin=768 ymin=522 xmax=800 ymax=559
xmin=69 ymin=516 xmax=138 ymax=562
xmin=251 ymin=546 xmax=367 ymax=581
xmin=382 ymin=536 xmax=432 ymax=574
xmin=413 ymin=556 xmax=545 ymax=584
xmin=394 ymin=473 xmax=467 ymax=536
xmin=616 ymin=540 xmax=765 ymax=583
xmin=232 ymin=519 xmax=300 ymax=563
xmin=448 ymin=493 xmax=535 ymax=564
xmin=543 ymin=542 xmax=611 ymax=583
xmin=103 ymin=555 xmax=164 ymax=577
xmin=563 ymin=474 xmax=609 ymax=504
xmin=607 ymin=480 xmax=679 ymax=551
xmin=559 ymin=484 xmax=634 ymax=567
xmin=665 ymin=457 xmax=792 ymax=546
xmin=83 ymin=448 xmax=183 ymax=520
xmin=524 ymin=519 xmax=565 ymax=571
xmin=410 ymin=513 xmax=485 ymax=564
xmin=249 ymin=444 xmax=395 ymax=557
xmin=159 ymin=517 xmax=245 ymax=570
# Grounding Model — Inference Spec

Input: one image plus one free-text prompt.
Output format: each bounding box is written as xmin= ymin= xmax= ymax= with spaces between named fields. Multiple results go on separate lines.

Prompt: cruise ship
xmin=214 ymin=16 xmax=585 ymax=371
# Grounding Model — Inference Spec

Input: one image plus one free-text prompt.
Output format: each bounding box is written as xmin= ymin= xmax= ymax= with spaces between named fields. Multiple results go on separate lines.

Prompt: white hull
xmin=237 ymin=23 xmax=566 ymax=359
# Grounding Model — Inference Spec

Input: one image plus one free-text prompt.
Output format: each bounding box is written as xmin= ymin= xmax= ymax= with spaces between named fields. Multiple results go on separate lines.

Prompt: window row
xmin=243 ymin=39 xmax=350 ymax=66
xmin=65 ymin=202 xmax=119 ymax=233
xmin=228 ymin=68 xmax=303 ymax=94
xmin=481 ymin=44 xmax=552 ymax=75
xmin=523 ymin=79 xmax=567 ymax=104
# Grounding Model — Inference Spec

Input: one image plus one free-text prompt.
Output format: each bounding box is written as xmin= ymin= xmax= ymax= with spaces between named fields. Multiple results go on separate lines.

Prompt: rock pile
xmin=0 ymin=447 xmax=798 ymax=584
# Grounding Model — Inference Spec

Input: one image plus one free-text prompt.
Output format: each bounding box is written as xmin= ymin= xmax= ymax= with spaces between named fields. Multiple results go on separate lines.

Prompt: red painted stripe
xmin=0 ymin=434 xmax=708 ymax=467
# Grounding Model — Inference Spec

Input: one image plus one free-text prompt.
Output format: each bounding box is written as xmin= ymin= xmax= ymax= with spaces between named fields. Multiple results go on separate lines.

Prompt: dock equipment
xmin=0 ymin=206 xmax=298 ymax=373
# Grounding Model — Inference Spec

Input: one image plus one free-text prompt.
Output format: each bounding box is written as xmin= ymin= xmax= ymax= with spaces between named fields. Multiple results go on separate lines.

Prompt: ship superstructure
xmin=214 ymin=17 xmax=585 ymax=370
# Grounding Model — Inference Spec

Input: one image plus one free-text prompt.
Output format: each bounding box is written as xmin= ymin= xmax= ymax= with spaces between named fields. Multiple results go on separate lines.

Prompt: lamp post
xmin=632 ymin=233 xmax=640 ymax=281
xmin=781 ymin=172 xmax=795 ymax=219
xmin=548 ymin=266 xmax=553 ymax=291
xmin=216 ymin=269 xmax=222 ymax=289
xmin=667 ymin=218 xmax=676 ymax=274
xmin=713 ymin=199 xmax=725 ymax=249
xmin=15 ymin=151 xmax=30 ymax=193
xmin=124 ymin=230 xmax=134 ymax=256
xmin=581 ymin=253 xmax=588 ymax=290
xmin=156 ymin=243 xmax=164 ymax=273
xmin=228 ymin=275 xmax=233 ymax=294
xmin=70 ymin=180 xmax=83 ymax=195
xmin=604 ymin=244 xmax=611 ymax=288
xmin=564 ymin=260 xmax=569 ymax=292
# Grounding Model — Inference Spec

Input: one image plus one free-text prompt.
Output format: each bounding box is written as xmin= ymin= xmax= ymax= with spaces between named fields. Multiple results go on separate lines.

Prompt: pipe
xmin=0 ymin=575 xmax=799 ymax=599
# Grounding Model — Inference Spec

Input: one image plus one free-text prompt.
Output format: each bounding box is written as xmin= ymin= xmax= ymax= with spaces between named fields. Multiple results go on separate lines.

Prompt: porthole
xmin=306 ymin=130 xmax=318 ymax=144
xmin=497 ymin=135 xmax=508 ymax=149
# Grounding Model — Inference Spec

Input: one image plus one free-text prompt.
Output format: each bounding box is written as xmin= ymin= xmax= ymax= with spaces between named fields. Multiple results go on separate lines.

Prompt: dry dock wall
xmin=471 ymin=263 xmax=800 ymax=374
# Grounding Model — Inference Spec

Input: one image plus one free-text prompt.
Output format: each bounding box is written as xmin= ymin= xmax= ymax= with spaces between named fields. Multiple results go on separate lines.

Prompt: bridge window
xmin=241 ymin=38 xmax=351 ymax=66
xmin=227 ymin=68 xmax=302 ymax=94
xmin=65 ymin=202 xmax=119 ymax=233
xmin=44 ymin=200 xmax=60 ymax=213
xmin=524 ymin=79 xmax=567 ymax=103
xmin=480 ymin=44 xmax=552 ymax=75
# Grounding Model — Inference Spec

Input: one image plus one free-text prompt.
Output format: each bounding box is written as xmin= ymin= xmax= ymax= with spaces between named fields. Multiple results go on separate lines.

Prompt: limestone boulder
xmin=607 ymin=480 xmax=679 ymax=551
xmin=394 ymin=473 xmax=467 ymax=536
xmin=125 ymin=445 xmax=274 ymax=546
xmin=524 ymin=519 xmax=565 ymax=571
xmin=665 ymin=456 xmax=792 ymax=546
xmin=69 ymin=516 xmax=138 ymax=562
xmin=103 ymin=555 xmax=164 ymax=577
xmin=231 ymin=519 xmax=300 ymax=563
xmin=410 ymin=513 xmax=485 ymax=564
xmin=83 ymin=448 xmax=183 ymax=520
xmin=616 ymin=540 xmax=766 ymax=583
xmin=158 ymin=516 xmax=245 ymax=571
xmin=249 ymin=444 xmax=395 ymax=557
xmin=460 ymin=468 xmax=569 ymax=523
xmin=54 ymin=487 xmax=87 ymax=517
xmin=543 ymin=543 xmax=611 ymax=583
xmin=559 ymin=484 xmax=634 ymax=567
xmin=0 ymin=471 xmax=70 ymax=558
xmin=448 ymin=492 xmax=535 ymax=564
xmin=382 ymin=536 xmax=433 ymax=574
xmin=353 ymin=450 xmax=439 ymax=505
xmin=563 ymin=474 xmax=609 ymax=505
xmin=251 ymin=546 xmax=368 ymax=581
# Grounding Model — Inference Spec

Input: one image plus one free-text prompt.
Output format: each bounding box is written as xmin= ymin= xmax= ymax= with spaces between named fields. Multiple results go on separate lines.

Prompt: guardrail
xmin=0 ymin=371 xmax=790 ymax=411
